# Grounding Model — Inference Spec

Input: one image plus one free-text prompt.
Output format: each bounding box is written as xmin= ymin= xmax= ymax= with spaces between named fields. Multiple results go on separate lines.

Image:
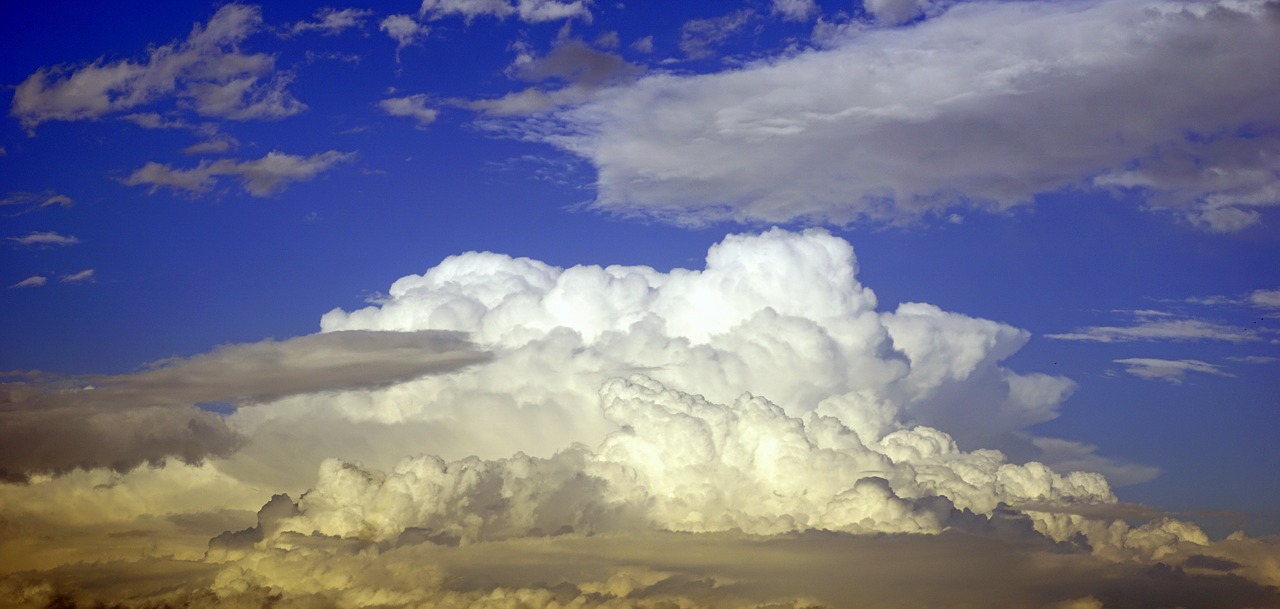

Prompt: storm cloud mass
xmin=4 ymin=229 xmax=1278 ymax=608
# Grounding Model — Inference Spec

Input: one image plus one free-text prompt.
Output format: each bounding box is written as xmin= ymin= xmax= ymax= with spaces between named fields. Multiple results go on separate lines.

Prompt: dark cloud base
xmin=7 ymin=530 xmax=1279 ymax=609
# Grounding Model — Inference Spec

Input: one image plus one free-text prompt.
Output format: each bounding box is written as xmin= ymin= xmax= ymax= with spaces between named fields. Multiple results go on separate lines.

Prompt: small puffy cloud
xmin=1047 ymin=311 xmax=1261 ymax=343
xmin=528 ymin=0 xmax=1280 ymax=229
xmin=60 ymin=269 xmax=95 ymax=283
xmin=380 ymin=14 xmax=429 ymax=59
xmin=0 ymin=191 xmax=74 ymax=215
xmin=124 ymin=150 xmax=352 ymax=197
xmin=380 ymin=94 xmax=439 ymax=128
xmin=1114 ymin=358 xmax=1235 ymax=384
xmin=679 ymin=9 xmax=755 ymax=59
xmin=0 ymin=330 xmax=488 ymax=480
xmin=9 ymin=276 xmax=47 ymax=288
xmin=8 ymin=231 xmax=79 ymax=246
xmin=289 ymin=7 xmax=372 ymax=36
xmin=10 ymin=4 xmax=304 ymax=131
xmin=772 ymin=0 xmax=818 ymax=22
xmin=419 ymin=0 xmax=592 ymax=23
xmin=630 ymin=35 xmax=654 ymax=54
xmin=1248 ymin=288 xmax=1280 ymax=310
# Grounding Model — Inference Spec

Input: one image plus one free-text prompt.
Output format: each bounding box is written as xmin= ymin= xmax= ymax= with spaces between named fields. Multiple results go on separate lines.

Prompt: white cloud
xmin=380 ymin=14 xmax=429 ymax=60
xmin=123 ymin=150 xmax=352 ymax=197
xmin=380 ymin=94 xmax=439 ymax=128
xmin=630 ymin=35 xmax=654 ymax=54
xmin=1047 ymin=315 xmax=1261 ymax=343
xmin=865 ymin=0 xmax=939 ymax=25
xmin=10 ymin=4 xmax=304 ymax=131
xmin=59 ymin=269 xmax=94 ymax=283
xmin=772 ymin=0 xmax=818 ymax=22
xmin=9 ymin=276 xmax=47 ymax=288
xmin=525 ymin=0 xmax=1280 ymax=229
xmin=679 ymin=9 xmax=755 ymax=59
xmin=1114 ymin=358 xmax=1235 ymax=384
xmin=7 ymin=231 xmax=79 ymax=246
xmin=289 ymin=8 xmax=372 ymax=36
xmin=419 ymin=0 xmax=592 ymax=23
xmin=1248 ymin=288 xmax=1280 ymax=310
xmin=182 ymin=135 xmax=239 ymax=155
xmin=1227 ymin=355 xmax=1278 ymax=364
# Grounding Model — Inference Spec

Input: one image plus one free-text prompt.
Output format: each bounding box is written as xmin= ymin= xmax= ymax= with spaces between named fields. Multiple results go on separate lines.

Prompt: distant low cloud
xmin=8 ymin=231 xmax=79 ymax=246
xmin=124 ymin=150 xmax=352 ymax=197
xmin=1114 ymin=358 xmax=1234 ymax=384
xmin=0 ymin=191 xmax=73 ymax=215
xmin=0 ymin=330 xmax=489 ymax=481
xmin=530 ymin=0 xmax=1280 ymax=229
xmin=1248 ymin=288 xmax=1280 ymax=310
xmin=60 ymin=269 xmax=95 ymax=283
xmin=9 ymin=276 xmax=47 ymax=288
xmin=866 ymin=0 xmax=939 ymax=25
xmin=289 ymin=7 xmax=372 ymax=36
xmin=380 ymin=94 xmax=438 ymax=128
xmin=1047 ymin=311 xmax=1262 ymax=343
xmin=419 ymin=0 xmax=592 ymax=23
xmin=10 ymin=4 xmax=304 ymax=131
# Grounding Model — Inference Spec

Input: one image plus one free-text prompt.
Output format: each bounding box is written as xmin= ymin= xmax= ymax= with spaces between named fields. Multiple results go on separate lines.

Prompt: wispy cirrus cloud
xmin=1047 ymin=310 xmax=1263 ymax=343
xmin=8 ymin=231 xmax=79 ymax=246
xmin=123 ymin=150 xmax=352 ymax=197
xmin=60 ymin=269 xmax=95 ymax=283
xmin=1113 ymin=358 xmax=1235 ymax=384
xmin=0 ymin=191 xmax=73 ymax=215
xmin=288 ymin=7 xmax=372 ymax=36
xmin=8 ymin=276 xmax=47 ymax=289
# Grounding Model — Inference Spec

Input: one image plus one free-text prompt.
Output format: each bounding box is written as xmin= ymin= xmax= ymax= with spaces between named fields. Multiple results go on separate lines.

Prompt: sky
xmin=1 ymin=0 xmax=1279 ymax=607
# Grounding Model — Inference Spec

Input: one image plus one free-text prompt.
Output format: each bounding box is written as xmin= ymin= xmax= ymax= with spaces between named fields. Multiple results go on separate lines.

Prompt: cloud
xmin=1248 ymin=288 xmax=1280 ymax=310
xmin=0 ymin=330 xmax=488 ymax=480
xmin=419 ymin=0 xmax=592 ymax=23
xmin=866 ymin=0 xmax=939 ymax=25
xmin=8 ymin=229 xmax=1280 ymax=609
xmin=524 ymin=0 xmax=1280 ymax=229
xmin=9 ymin=276 xmax=47 ymax=288
xmin=470 ymin=40 xmax=644 ymax=116
xmin=1047 ymin=311 xmax=1262 ymax=343
xmin=59 ymin=269 xmax=94 ymax=283
xmin=381 ymin=94 xmax=439 ymax=128
xmin=679 ymin=9 xmax=755 ymax=59
xmin=1114 ymin=358 xmax=1235 ymax=384
xmin=7 ymin=231 xmax=79 ymax=246
xmin=123 ymin=150 xmax=352 ymax=197
xmin=0 ymin=191 xmax=74 ymax=215
xmin=181 ymin=135 xmax=239 ymax=155
xmin=289 ymin=7 xmax=372 ymax=36
xmin=772 ymin=0 xmax=818 ymax=22
xmin=381 ymin=14 xmax=429 ymax=59
xmin=1227 ymin=355 xmax=1278 ymax=364
xmin=10 ymin=4 xmax=304 ymax=131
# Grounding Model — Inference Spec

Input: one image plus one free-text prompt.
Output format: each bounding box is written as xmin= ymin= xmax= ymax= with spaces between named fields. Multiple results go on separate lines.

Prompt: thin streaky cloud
xmin=1113 ymin=358 xmax=1235 ymax=384
xmin=123 ymin=150 xmax=352 ymax=197
xmin=8 ymin=231 xmax=80 ymax=246
xmin=9 ymin=276 xmax=48 ymax=288
xmin=60 ymin=269 xmax=95 ymax=283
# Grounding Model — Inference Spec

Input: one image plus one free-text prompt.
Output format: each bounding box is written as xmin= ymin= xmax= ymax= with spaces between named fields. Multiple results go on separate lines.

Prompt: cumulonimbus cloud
xmin=521 ymin=0 xmax=1279 ymax=230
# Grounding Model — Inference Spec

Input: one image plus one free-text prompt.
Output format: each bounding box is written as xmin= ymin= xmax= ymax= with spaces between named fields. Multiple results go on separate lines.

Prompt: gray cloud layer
xmin=0 ymin=330 xmax=488 ymax=480
xmin=526 ymin=0 xmax=1279 ymax=230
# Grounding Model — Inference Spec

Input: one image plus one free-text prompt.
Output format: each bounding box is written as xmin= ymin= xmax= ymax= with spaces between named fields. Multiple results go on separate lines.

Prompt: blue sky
xmin=2 ymin=1 xmax=1279 ymax=606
